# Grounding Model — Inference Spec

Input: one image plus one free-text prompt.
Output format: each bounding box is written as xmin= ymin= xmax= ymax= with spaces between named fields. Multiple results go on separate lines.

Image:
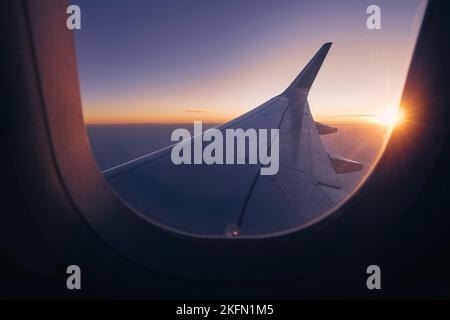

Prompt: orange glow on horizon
xmin=83 ymin=109 xmax=236 ymax=125
xmin=84 ymin=109 xmax=390 ymax=126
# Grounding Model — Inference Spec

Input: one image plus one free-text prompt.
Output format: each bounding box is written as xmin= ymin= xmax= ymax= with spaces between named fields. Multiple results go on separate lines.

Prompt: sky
xmin=73 ymin=0 xmax=428 ymax=124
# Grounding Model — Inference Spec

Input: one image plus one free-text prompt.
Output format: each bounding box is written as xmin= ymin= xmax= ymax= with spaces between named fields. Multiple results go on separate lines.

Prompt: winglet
xmin=287 ymin=42 xmax=332 ymax=90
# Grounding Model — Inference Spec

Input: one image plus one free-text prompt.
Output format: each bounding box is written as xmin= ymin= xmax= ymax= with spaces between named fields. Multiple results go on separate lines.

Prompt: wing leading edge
xmin=104 ymin=43 xmax=362 ymax=237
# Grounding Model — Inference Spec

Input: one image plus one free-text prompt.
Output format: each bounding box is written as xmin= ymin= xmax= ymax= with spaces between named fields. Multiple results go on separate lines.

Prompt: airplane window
xmin=74 ymin=0 xmax=428 ymax=237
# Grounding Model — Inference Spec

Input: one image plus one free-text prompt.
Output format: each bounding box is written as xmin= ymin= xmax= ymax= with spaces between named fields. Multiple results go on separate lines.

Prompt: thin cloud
xmin=183 ymin=108 xmax=209 ymax=113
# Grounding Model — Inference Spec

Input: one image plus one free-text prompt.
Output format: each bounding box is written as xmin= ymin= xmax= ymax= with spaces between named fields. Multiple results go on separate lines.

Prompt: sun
xmin=373 ymin=107 xmax=405 ymax=127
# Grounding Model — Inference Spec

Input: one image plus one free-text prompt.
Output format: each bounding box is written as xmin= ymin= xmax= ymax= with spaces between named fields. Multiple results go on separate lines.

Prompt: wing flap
xmin=315 ymin=122 xmax=338 ymax=135
xmin=329 ymin=155 xmax=364 ymax=174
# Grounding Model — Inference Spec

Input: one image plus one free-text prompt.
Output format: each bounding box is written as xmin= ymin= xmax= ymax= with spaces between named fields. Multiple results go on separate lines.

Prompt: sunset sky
xmin=73 ymin=0 xmax=427 ymax=125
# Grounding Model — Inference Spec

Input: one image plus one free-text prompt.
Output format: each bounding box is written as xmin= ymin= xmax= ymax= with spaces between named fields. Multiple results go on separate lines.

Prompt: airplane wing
xmin=103 ymin=43 xmax=362 ymax=237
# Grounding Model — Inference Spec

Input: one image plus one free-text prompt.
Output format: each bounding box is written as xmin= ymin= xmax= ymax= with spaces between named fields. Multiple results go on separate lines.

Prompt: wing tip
xmin=288 ymin=42 xmax=333 ymax=91
xmin=322 ymin=42 xmax=333 ymax=54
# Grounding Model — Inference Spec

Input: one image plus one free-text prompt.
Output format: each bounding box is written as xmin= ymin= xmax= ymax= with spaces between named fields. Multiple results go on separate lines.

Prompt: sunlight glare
xmin=374 ymin=107 xmax=405 ymax=127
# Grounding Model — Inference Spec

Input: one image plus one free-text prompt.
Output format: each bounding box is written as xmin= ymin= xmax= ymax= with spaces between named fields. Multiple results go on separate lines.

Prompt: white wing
xmin=103 ymin=43 xmax=362 ymax=236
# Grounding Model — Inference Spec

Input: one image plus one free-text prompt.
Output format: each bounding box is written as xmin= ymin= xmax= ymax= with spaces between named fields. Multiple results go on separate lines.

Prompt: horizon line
xmin=84 ymin=113 xmax=385 ymax=126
